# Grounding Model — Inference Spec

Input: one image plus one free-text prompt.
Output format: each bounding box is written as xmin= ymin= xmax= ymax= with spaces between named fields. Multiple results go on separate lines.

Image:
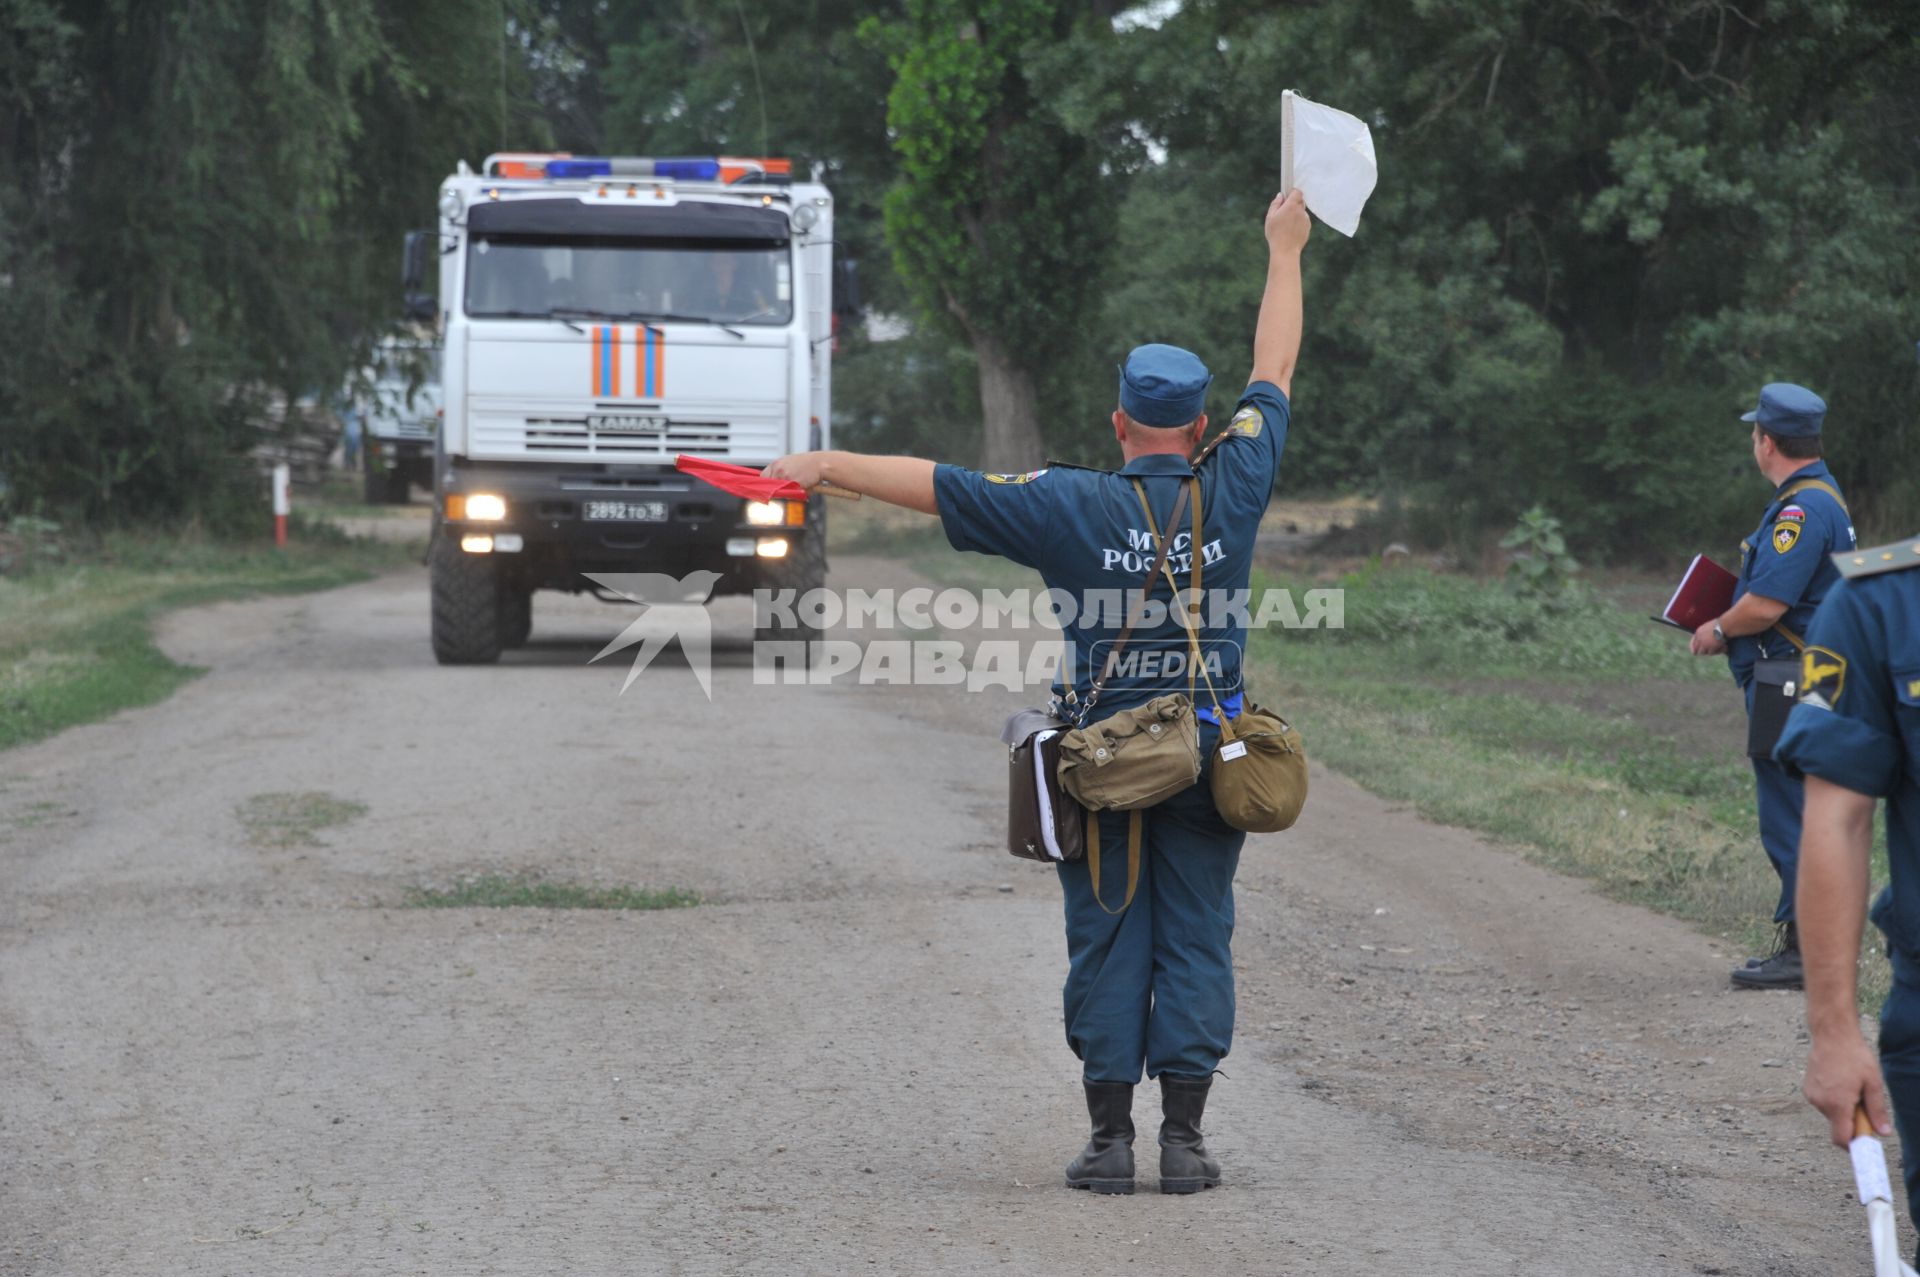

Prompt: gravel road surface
xmin=0 ymin=555 xmax=1889 ymax=1275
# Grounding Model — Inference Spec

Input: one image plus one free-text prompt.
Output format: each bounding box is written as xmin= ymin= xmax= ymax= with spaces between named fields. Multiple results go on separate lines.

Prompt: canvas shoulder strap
xmin=1078 ymin=479 xmax=1191 ymax=724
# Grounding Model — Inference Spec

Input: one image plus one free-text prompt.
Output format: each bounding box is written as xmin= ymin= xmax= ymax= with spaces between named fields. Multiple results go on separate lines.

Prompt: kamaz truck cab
xmin=406 ymin=153 xmax=854 ymax=663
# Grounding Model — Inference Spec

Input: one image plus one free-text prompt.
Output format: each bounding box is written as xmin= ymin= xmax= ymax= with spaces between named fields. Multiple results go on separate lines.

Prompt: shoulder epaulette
xmin=1834 ymin=537 xmax=1920 ymax=580
xmin=1041 ymin=458 xmax=1108 ymax=474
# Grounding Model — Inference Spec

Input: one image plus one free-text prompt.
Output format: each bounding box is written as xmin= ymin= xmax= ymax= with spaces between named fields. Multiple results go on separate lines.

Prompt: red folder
xmin=1655 ymin=554 xmax=1737 ymax=631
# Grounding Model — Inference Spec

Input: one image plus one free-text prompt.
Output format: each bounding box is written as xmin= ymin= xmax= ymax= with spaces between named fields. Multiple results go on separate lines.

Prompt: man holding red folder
xmin=1688 ymin=382 xmax=1856 ymax=988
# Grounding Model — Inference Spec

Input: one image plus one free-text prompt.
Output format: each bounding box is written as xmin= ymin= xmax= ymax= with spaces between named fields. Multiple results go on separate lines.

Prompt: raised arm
xmin=763 ymin=451 xmax=938 ymax=515
xmin=1249 ymin=189 xmax=1310 ymax=396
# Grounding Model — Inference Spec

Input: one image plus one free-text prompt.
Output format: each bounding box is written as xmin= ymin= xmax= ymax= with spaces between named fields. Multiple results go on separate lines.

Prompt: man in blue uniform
xmin=763 ymin=188 xmax=1313 ymax=1194
xmin=1688 ymin=383 xmax=1855 ymax=988
xmin=1777 ymin=534 xmax=1920 ymax=1262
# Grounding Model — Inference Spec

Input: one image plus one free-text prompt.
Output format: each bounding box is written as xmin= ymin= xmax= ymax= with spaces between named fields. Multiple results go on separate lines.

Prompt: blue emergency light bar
xmin=486 ymin=154 xmax=791 ymax=183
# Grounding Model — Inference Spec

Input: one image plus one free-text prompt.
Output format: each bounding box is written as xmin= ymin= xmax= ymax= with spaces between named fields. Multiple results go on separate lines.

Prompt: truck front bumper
xmin=437 ymin=459 xmax=806 ymax=591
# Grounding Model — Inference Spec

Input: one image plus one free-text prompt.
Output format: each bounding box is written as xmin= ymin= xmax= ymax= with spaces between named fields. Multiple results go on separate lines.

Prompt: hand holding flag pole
xmin=675 ymin=455 xmax=861 ymax=502
xmin=1851 ymin=1104 xmax=1919 ymax=1277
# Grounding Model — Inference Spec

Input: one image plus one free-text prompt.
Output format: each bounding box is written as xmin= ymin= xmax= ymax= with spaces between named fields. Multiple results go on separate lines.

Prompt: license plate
xmin=581 ymin=500 xmax=668 ymax=522
xmin=588 ymin=414 xmax=668 ymax=433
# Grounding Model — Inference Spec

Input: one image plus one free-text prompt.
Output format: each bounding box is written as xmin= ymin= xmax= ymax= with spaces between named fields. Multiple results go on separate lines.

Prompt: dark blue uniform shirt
xmin=1776 ymin=566 xmax=1920 ymax=956
xmin=934 ymin=381 xmax=1290 ymax=723
xmin=1729 ymin=460 xmax=1854 ymax=687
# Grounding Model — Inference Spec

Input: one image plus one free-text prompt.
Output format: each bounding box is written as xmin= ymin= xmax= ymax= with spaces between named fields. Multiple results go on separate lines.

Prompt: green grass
xmin=236 ymin=791 xmax=369 ymax=849
xmin=0 ymin=526 xmax=416 ymax=753
xmin=404 ymin=875 xmax=701 ymax=911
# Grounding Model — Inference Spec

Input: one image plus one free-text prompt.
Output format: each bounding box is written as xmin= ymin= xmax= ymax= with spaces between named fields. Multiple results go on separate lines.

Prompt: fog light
xmin=755 ymin=537 xmax=789 ymax=558
xmin=491 ymin=533 xmax=524 ymax=552
xmin=745 ymin=500 xmax=785 ymax=526
xmin=726 ymin=537 xmax=756 ymax=556
xmin=460 ymin=534 xmax=494 ymax=554
xmin=464 ymin=493 xmax=508 ymax=521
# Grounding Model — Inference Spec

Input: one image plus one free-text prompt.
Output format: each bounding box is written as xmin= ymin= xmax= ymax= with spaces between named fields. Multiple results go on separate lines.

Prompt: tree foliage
xmin=866 ymin=0 xmax=1118 ymax=469
xmin=4 ymin=0 xmax=1915 ymax=562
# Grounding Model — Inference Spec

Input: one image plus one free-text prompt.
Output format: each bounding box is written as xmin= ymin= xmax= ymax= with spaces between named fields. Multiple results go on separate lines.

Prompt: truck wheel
xmin=753 ymin=504 xmax=828 ymax=646
xmin=362 ymin=451 xmax=385 ymax=505
xmin=499 ymin=587 xmax=533 ymax=649
xmin=430 ymin=535 xmax=504 ymax=665
xmin=382 ymin=466 xmax=412 ymax=505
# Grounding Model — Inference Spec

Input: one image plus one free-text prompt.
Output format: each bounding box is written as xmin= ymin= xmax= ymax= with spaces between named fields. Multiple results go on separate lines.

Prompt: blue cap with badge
xmin=1740 ymin=382 xmax=1826 ymax=438
xmin=1118 ymin=343 xmax=1213 ymax=427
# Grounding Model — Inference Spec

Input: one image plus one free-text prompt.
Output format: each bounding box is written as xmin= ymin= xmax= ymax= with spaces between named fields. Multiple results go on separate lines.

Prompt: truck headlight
xmin=745 ymin=499 xmax=806 ymax=527
xmin=448 ymin=492 xmax=507 ymax=521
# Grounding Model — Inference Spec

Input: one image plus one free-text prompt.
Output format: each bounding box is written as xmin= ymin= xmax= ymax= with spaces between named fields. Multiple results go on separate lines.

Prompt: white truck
xmin=357 ymin=337 xmax=440 ymax=504
xmin=403 ymin=153 xmax=857 ymax=663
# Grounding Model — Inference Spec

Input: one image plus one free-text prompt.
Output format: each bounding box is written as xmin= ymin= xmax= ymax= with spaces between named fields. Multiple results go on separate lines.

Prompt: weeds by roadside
xmin=236 ymin=791 xmax=368 ymax=849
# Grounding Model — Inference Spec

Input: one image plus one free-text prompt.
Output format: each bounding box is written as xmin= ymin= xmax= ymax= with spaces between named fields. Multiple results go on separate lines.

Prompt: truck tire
xmin=753 ymin=504 xmax=828 ymax=646
xmin=381 ymin=466 xmax=412 ymax=504
xmin=430 ymin=535 xmax=504 ymax=664
xmin=499 ymin=587 xmax=533 ymax=649
xmin=362 ymin=451 xmax=385 ymax=505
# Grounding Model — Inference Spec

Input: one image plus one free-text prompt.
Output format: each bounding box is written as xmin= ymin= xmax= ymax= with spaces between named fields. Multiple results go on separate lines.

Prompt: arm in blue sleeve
xmin=1208 ymin=381 xmax=1290 ymax=492
xmin=933 ymin=464 xmax=1055 ymax=568
xmin=1776 ymin=581 xmax=1902 ymax=797
xmin=1745 ymin=502 xmax=1836 ymax=606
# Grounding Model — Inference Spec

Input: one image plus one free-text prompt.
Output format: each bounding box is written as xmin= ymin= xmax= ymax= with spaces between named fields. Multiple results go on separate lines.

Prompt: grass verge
xmin=404 ymin=875 xmax=700 ymax=911
xmin=0 ymin=524 xmax=417 ymax=753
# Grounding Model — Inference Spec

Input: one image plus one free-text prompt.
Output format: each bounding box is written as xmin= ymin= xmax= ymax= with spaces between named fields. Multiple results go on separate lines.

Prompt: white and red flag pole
xmin=272 ymin=463 xmax=290 ymax=549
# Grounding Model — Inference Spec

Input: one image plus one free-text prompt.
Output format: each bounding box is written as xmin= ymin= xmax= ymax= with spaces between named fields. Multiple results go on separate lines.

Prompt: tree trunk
xmin=971 ymin=328 xmax=1046 ymax=472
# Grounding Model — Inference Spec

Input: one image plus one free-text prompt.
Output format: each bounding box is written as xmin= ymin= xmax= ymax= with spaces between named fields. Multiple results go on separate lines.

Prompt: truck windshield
xmin=465 ymin=236 xmax=792 ymax=326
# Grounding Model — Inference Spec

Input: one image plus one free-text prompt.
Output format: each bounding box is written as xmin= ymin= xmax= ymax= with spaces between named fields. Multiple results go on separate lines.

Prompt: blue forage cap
xmin=1117 ymin=343 xmax=1213 ymax=427
xmin=1740 ymin=382 xmax=1826 ymax=437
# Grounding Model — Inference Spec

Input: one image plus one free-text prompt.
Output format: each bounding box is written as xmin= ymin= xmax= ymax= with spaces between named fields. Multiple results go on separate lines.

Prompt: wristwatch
xmin=1713 ymin=621 xmax=1727 ymax=644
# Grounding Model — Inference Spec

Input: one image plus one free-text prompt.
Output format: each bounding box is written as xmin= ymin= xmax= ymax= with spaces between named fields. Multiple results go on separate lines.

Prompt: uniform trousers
xmin=1056 ymin=720 xmax=1245 ymax=1083
xmin=1748 ymin=682 xmax=1805 ymax=924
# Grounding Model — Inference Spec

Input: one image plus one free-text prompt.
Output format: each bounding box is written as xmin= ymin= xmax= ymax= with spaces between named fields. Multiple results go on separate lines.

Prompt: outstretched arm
xmin=764 ymin=451 xmax=938 ymax=515
xmin=1800 ymin=775 xmax=1893 ymax=1143
xmin=1249 ymin=189 xmax=1310 ymax=396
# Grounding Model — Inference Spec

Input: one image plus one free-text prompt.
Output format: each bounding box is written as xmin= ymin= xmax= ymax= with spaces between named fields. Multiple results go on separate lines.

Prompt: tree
xmin=868 ymin=0 xmax=1118 ymax=470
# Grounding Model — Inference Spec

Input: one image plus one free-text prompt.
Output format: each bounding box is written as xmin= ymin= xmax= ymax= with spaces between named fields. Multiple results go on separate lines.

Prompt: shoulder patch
xmin=1801 ymin=645 xmax=1847 ymax=707
xmin=1227 ymin=406 xmax=1264 ymax=439
xmin=1771 ymin=522 xmax=1801 ymax=554
xmin=1777 ymin=504 xmax=1807 ymax=523
xmin=984 ymin=469 xmax=1047 ymax=485
xmin=1834 ymin=537 xmax=1920 ymax=580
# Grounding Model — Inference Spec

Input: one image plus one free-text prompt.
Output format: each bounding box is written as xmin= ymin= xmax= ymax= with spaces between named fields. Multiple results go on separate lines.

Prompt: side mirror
xmin=403 ymin=293 xmax=438 ymax=323
xmin=832 ymin=258 xmax=862 ymax=320
xmin=402 ymin=229 xmax=433 ymax=293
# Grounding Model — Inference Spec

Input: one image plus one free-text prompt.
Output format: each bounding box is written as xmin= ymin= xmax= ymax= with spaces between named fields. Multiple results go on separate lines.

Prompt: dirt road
xmin=0 ymin=556 xmax=1888 ymax=1275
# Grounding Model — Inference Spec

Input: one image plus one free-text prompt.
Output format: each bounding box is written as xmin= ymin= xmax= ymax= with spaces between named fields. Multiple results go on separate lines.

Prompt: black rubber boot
xmin=1732 ymin=922 xmax=1803 ymax=989
xmin=1158 ymin=1075 xmax=1222 ymax=1194
xmin=1065 ymin=1080 xmax=1135 ymax=1194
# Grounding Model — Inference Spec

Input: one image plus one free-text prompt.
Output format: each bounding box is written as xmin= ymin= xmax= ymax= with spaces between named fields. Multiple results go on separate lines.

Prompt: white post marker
xmin=1851 ymin=1105 xmax=1920 ymax=1277
xmin=1279 ymin=89 xmax=1379 ymax=237
xmin=272 ymin=462 xmax=290 ymax=550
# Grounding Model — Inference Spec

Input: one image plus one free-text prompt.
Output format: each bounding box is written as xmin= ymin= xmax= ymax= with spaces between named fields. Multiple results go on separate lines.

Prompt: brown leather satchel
xmin=1003 ymin=708 xmax=1084 ymax=863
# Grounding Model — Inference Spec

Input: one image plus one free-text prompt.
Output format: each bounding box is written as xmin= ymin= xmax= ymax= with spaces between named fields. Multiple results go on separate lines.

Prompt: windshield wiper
xmin=483 ymin=307 xmax=589 ymax=333
xmin=623 ymin=311 xmax=746 ymax=340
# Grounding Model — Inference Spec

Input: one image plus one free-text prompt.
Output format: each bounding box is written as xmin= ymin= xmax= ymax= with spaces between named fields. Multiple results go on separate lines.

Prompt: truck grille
xmin=471 ymin=411 xmax=784 ymax=461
